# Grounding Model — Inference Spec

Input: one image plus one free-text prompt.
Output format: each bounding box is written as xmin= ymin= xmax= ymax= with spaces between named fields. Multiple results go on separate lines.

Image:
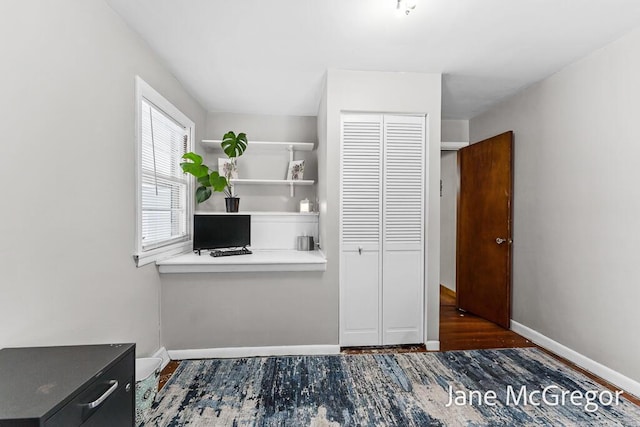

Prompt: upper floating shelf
xmin=201 ymin=140 xmax=315 ymax=152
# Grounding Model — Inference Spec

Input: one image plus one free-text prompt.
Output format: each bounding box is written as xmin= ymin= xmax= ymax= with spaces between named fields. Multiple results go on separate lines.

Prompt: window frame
xmin=134 ymin=76 xmax=194 ymax=266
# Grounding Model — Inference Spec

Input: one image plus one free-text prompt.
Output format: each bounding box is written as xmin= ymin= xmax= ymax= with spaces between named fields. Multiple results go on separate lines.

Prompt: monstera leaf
xmin=181 ymin=152 xmax=231 ymax=203
xmin=197 ymin=174 xmax=211 ymax=187
xmin=195 ymin=186 xmax=212 ymax=204
xmin=221 ymin=131 xmax=248 ymax=158
xmin=192 ymin=173 xmax=227 ymax=203
xmin=209 ymin=171 xmax=228 ymax=192
xmin=180 ymin=152 xmax=208 ymax=178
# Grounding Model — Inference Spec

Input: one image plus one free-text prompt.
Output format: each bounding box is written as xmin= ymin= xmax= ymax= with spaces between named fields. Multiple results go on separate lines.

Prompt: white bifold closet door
xmin=340 ymin=113 xmax=425 ymax=347
xmin=340 ymin=114 xmax=383 ymax=347
xmin=382 ymin=115 xmax=425 ymax=345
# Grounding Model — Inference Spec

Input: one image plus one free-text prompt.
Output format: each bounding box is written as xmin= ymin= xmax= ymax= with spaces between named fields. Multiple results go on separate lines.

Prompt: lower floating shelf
xmin=229 ymin=179 xmax=314 ymax=196
xmin=229 ymin=179 xmax=314 ymax=185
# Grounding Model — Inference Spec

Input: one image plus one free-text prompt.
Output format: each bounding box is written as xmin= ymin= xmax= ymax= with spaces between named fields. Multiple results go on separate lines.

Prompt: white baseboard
xmin=426 ymin=340 xmax=440 ymax=351
xmin=168 ymin=345 xmax=341 ymax=360
xmin=152 ymin=346 xmax=171 ymax=370
xmin=511 ymin=320 xmax=640 ymax=398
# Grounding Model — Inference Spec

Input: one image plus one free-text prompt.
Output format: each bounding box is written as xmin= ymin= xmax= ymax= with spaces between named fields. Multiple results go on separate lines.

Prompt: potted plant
xmin=219 ymin=131 xmax=248 ymax=212
xmin=180 ymin=131 xmax=248 ymax=212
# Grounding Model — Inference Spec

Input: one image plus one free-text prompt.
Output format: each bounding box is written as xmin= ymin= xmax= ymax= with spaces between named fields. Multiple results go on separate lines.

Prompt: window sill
xmin=134 ymin=241 xmax=192 ymax=267
xmin=156 ymin=249 xmax=327 ymax=273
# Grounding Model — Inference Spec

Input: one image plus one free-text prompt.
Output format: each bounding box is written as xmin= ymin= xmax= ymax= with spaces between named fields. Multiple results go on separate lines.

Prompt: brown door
xmin=456 ymin=131 xmax=513 ymax=328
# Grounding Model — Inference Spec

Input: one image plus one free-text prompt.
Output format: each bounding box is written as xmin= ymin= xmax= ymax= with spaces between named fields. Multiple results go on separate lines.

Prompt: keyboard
xmin=210 ymin=248 xmax=253 ymax=257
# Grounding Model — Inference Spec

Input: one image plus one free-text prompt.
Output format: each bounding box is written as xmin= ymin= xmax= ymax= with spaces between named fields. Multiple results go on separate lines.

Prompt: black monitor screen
xmin=193 ymin=215 xmax=251 ymax=250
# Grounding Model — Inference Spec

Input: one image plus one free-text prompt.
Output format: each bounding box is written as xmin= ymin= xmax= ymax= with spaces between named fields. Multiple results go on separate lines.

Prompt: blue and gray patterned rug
xmin=143 ymin=348 xmax=640 ymax=426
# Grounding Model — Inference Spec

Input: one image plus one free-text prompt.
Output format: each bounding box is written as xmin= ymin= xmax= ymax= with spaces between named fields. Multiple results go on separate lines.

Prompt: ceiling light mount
xmin=396 ymin=0 xmax=416 ymax=15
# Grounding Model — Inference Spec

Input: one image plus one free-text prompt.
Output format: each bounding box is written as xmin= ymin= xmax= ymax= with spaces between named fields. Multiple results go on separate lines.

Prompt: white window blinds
xmin=134 ymin=76 xmax=194 ymax=266
xmin=140 ymin=99 xmax=189 ymax=250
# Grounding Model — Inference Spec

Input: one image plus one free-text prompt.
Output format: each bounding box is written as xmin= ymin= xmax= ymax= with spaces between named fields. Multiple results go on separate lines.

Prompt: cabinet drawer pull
xmin=84 ymin=380 xmax=118 ymax=409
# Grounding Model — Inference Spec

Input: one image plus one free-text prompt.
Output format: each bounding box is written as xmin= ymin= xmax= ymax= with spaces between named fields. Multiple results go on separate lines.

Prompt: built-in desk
xmin=157 ymin=250 xmax=327 ymax=273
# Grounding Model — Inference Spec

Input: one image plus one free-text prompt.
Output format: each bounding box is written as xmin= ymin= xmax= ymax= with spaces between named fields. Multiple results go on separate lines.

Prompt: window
xmin=134 ymin=77 xmax=194 ymax=266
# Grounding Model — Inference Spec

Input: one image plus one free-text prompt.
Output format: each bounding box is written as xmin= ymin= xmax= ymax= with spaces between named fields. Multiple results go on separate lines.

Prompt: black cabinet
xmin=0 ymin=344 xmax=135 ymax=426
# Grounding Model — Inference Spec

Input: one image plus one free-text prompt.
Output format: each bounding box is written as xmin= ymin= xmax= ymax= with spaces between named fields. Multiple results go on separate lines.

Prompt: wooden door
xmin=382 ymin=115 xmax=425 ymax=345
xmin=456 ymin=131 xmax=513 ymax=328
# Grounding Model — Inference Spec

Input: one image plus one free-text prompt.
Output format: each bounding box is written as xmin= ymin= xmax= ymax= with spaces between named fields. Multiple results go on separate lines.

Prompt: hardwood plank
xmin=341 ymin=344 xmax=426 ymax=354
xmin=440 ymin=285 xmax=534 ymax=352
xmin=158 ymin=360 xmax=181 ymax=391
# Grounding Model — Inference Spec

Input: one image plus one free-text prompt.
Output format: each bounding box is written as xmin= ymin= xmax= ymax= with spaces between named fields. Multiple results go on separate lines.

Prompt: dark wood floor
xmin=439 ymin=285 xmax=534 ymax=351
xmin=159 ymin=360 xmax=181 ymax=390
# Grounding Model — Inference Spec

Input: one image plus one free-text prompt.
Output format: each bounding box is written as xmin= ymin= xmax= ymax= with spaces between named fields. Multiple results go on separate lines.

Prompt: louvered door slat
xmin=341 ymin=115 xmax=382 ymax=247
xmin=383 ymin=117 xmax=424 ymax=248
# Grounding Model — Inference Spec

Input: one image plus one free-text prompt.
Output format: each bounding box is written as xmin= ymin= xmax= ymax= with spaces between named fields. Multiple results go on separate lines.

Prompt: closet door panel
xmin=382 ymin=115 xmax=425 ymax=345
xmin=382 ymin=250 xmax=423 ymax=345
xmin=340 ymin=114 xmax=383 ymax=347
xmin=340 ymin=250 xmax=380 ymax=346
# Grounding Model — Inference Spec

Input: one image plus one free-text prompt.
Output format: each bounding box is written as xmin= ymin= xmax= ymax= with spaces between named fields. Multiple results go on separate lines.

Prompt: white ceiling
xmin=105 ymin=0 xmax=640 ymax=119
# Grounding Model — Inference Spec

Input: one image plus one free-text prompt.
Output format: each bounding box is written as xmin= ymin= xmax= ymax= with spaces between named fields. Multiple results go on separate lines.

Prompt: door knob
xmin=496 ymin=238 xmax=512 ymax=245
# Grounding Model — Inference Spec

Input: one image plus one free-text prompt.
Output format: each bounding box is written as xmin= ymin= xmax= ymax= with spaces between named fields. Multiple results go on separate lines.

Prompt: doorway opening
xmin=439 ymin=132 xmax=530 ymax=351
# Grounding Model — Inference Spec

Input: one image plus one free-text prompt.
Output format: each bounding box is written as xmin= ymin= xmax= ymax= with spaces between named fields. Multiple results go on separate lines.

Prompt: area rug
xmin=143 ymin=348 xmax=640 ymax=426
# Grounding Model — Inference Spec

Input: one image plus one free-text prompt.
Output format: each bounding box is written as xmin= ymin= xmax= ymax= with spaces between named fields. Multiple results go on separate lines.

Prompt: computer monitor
xmin=193 ymin=214 xmax=251 ymax=251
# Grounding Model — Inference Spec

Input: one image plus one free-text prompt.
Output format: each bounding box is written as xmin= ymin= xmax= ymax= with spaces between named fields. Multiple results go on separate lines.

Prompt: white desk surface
xmin=157 ymin=249 xmax=327 ymax=273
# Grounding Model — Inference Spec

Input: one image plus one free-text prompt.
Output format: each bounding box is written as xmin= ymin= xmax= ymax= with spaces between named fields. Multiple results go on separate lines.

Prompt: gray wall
xmin=0 ymin=0 xmax=206 ymax=356
xmin=321 ymin=70 xmax=442 ymax=344
xmin=205 ymin=113 xmax=317 ymax=143
xmin=198 ymin=113 xmax=317 ymax=212
xmin=442 ymin=120 xmax=469 ymax=142
xmin=439 ymin=152 xmax=457 ymax=291
xmin=439 ymin=120 xmax=469 ymax=291
xmin=470 ymin=27 xmax=640 ymax=382
xmin=161 ymin=272 xmax=333 ymax=349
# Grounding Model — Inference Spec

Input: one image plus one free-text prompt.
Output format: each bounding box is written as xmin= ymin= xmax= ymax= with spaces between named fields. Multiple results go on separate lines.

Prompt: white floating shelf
xmin=201 ymin=140 xmax=315 ymax=152
xmin=441 ymin=141 xmax=469 ymax=151
xmin=229 ymin=178 xmax=314 ymax=197
xmin=230 ymin=179 xmax=315 ymax=186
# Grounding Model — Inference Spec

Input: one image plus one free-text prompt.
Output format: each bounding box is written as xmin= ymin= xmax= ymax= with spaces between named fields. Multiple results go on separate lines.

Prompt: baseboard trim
xmin=511 ymin=320 xmax=640 ymax=398
xmin=152 ymin=346 xmax=171 ymax=370
xmin=168 ymin=345 xmax=341 ymax=360
xmin=426 ymin=340 xmax=440 ymax=351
